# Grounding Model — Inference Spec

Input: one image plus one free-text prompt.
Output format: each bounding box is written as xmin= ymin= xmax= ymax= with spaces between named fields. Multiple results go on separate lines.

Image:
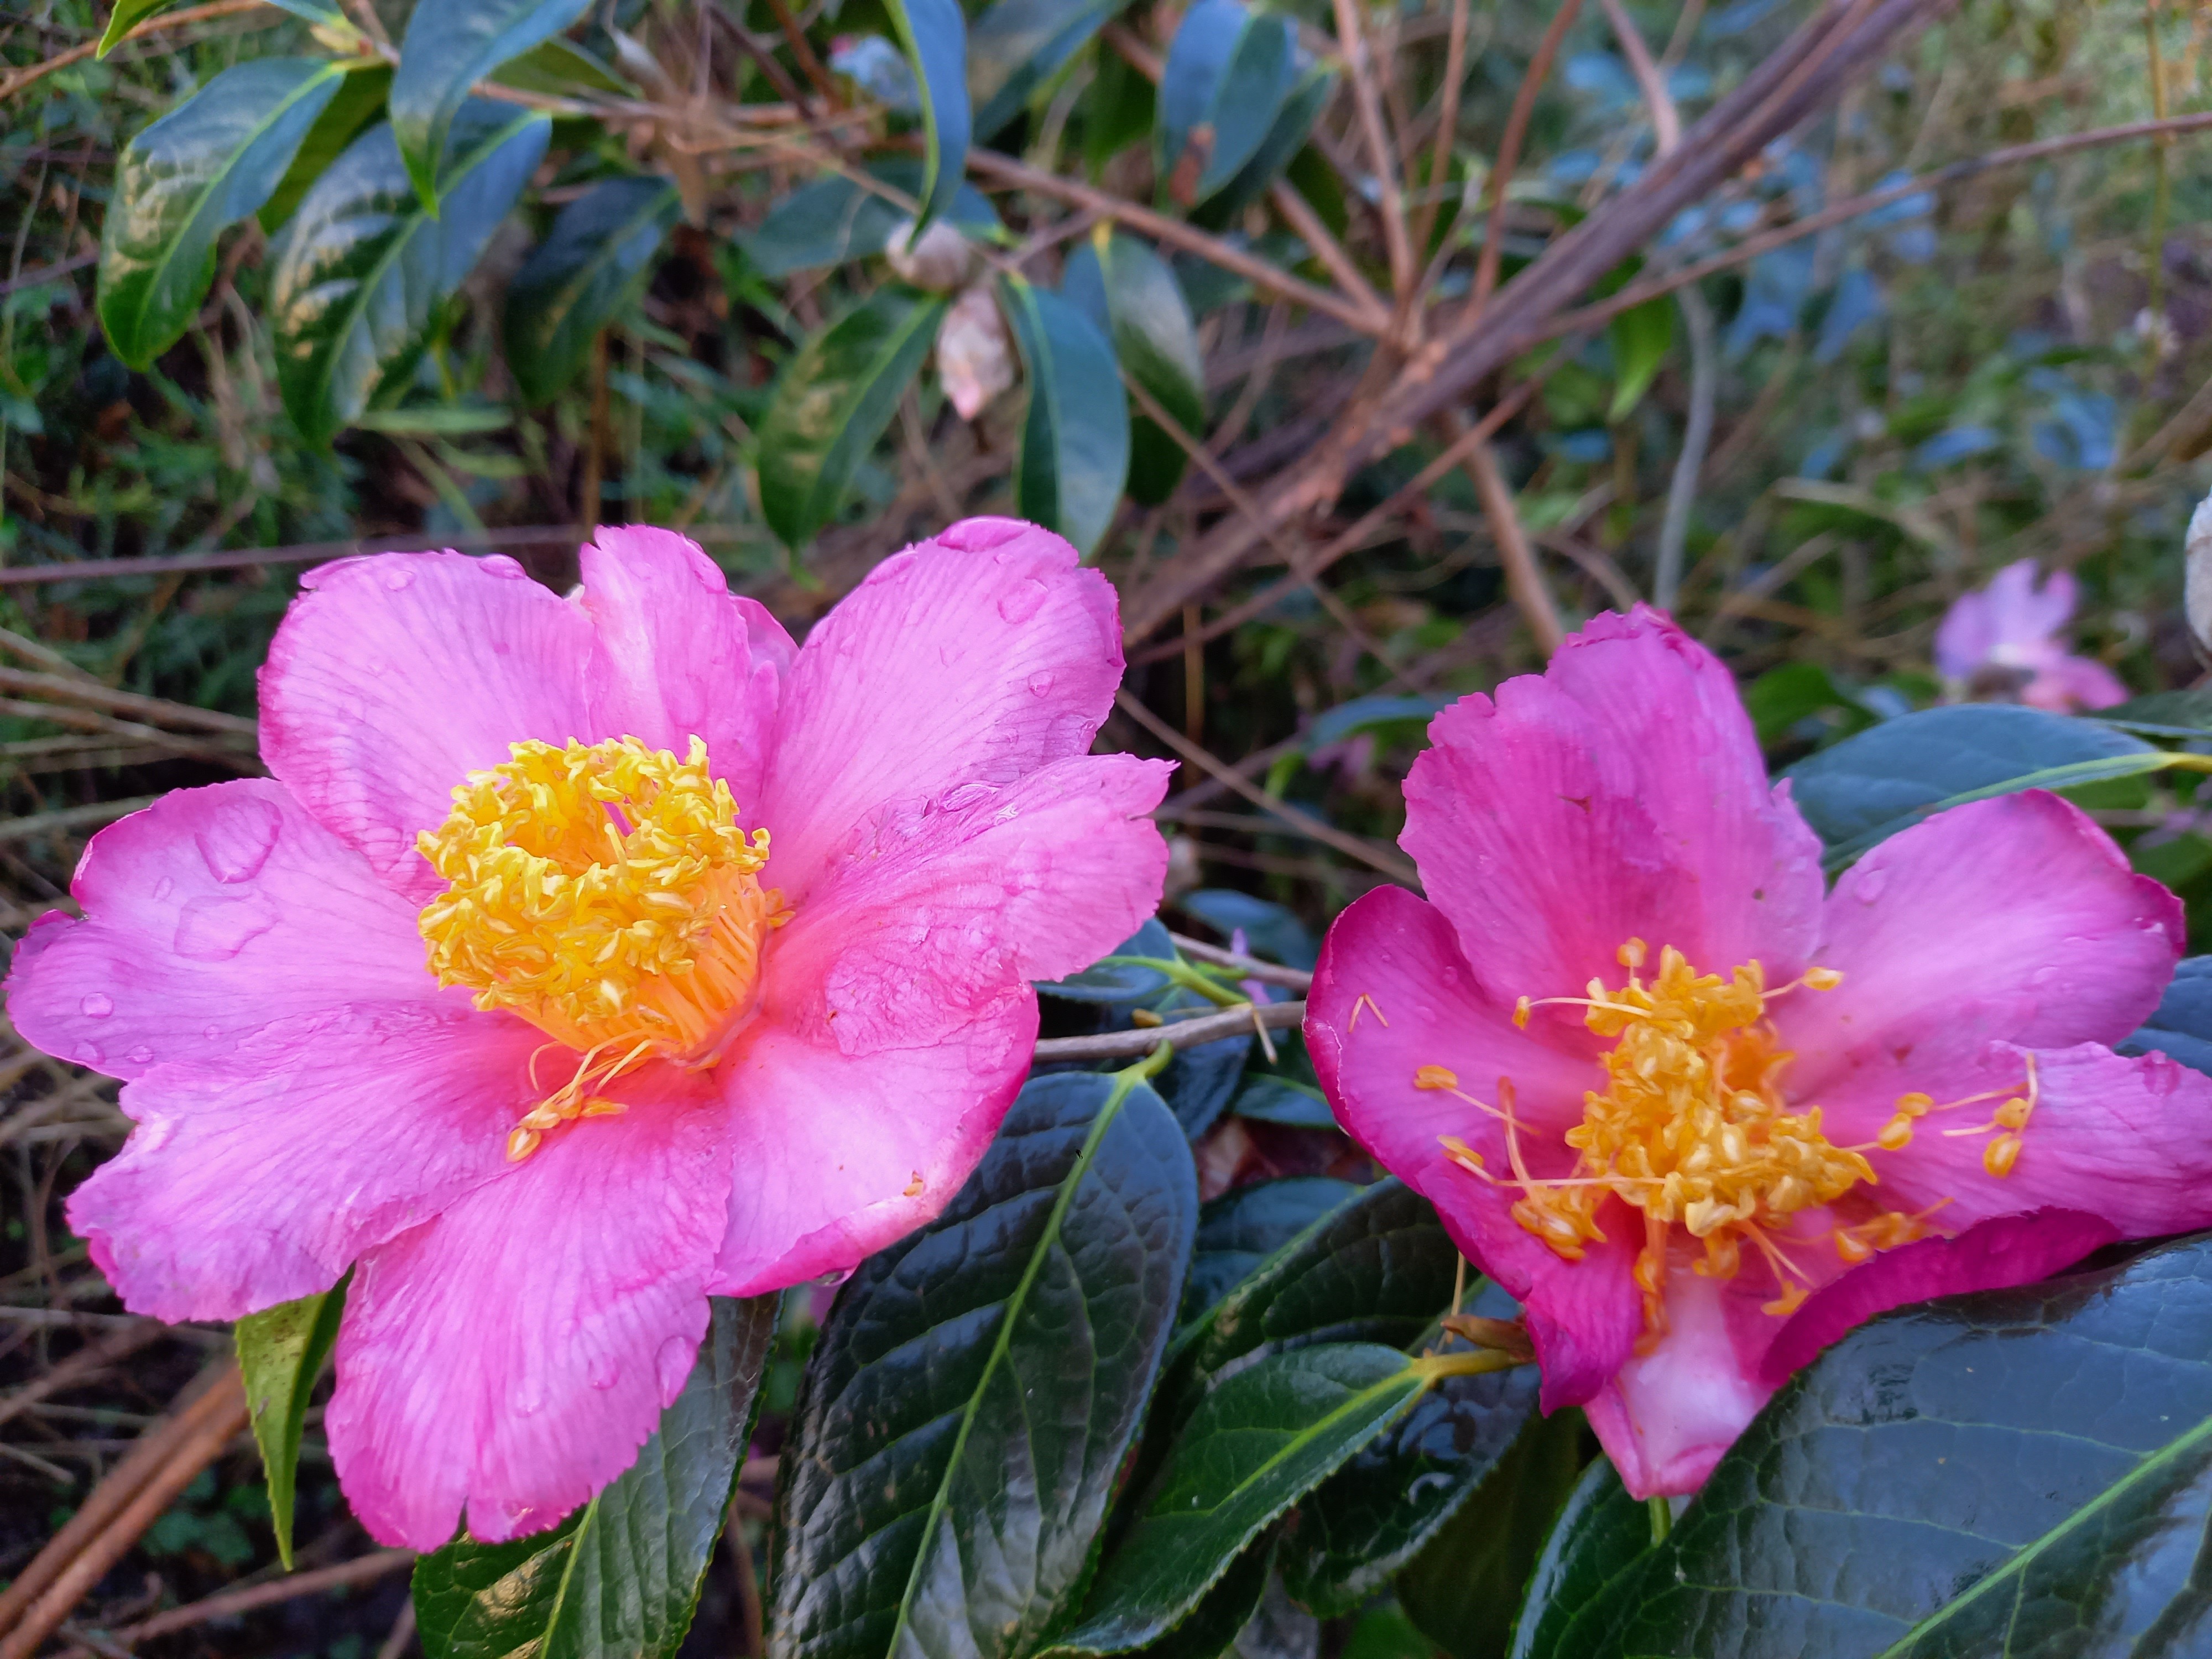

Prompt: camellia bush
xmin=10 ymin=513 xmax=2212 ymax=1659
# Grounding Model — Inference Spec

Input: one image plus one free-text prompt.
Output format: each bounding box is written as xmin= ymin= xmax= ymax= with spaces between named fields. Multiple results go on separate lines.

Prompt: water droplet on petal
xmin=174 ymin=895 xmax=277 ymax=961
xmin=195 ymin=796 xmax=282 ymax=884
xmin=587 ymin=1352 xmax=622 ymax=1390
xmin=127 ymin=1045 xmax=154 ymax=1065
xmin=938 ymin=517 xmax=1026 ymax=554
xmin=202 ymin=1024 xmax=221 ymax=1040
xmin=512 ymin=1379 xmax=547 ymax=1418
xmin=75 ymin=1042 xmax=103 ymax=1066
xmin=1026 ymin=671 xmax=1055 ymax=696
xmin=656 ymin=1335 xmax=696 ymax=1396
xmin=996 ymin=580 xmax=1048 ymax=624
xmin=483 ymin=557 xmax=529 ymax=580
xmin=1853 ymin=868 xmax=1888 ymax=904
xmin=152 ymin=877 xmax=174 ymax=902
xmin=79 ymin=993 xmax=113 ymax=1018
xmin=380 ymin=564 xmax=414 ymax=591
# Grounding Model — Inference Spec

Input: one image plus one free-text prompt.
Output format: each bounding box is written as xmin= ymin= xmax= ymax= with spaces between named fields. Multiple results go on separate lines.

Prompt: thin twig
xmin=1165 ymin=932 xmax=1314 ymax=989
xmin=0 ymin=0 xmax=270 ymax=103
xmin=1034 ymin=999 xmax=1306 ymax=1061
xmin=0 ymin=1323 xmax=164 ymax=1433
xmin=1653 ymin=284 xmax=1716 ymax=609
xmin=61 ymin=1552 xmax=416 ymax=1656
xmin=1410 ymin=0 xmax=1472 ymax=261
xmin=0 ymin=668 xmax=254 ymax=737
xmin=1331 ymin=0 xmax=1418 ymax=299
xmin=1451 ymin=422 xmax=1566 ymax=654
xmin=1465 ymin=0 xmax=1588 ymax=321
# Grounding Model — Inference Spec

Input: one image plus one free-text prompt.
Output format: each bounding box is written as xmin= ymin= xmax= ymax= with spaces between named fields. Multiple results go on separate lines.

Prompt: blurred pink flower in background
xmin=5 ymin=518 xmax=1169 ymax=1548
xmin=1305 ymin=608 xmax=2212 ymax=1499
xmin=1934 ymin=558 xmax=2128 ymax=711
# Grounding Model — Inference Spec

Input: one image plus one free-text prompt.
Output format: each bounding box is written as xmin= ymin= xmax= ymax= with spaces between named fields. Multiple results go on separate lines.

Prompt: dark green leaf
xmin=2121 ymin=956 xmax=2212 ymax=1078
xmin=1185 ymin=66 xmax=1332 ymax=231
xmin=504 ymin=175 xmax=680 ymax=405
xmin=1516 ymin=1233 xmax=2212 ymax=1658
xmin=411 ymin=1295 xmax=778 ymax=1659
xmin=770 ymin=1070 xmax=1198 ymax=1659
xmin=1061 ymin=232 xmax=1202 ymax=505
xmin=98 ymin=59 xmax=347 ymax=368
xmin=1130 ymin=1539 xmax=1275 ymax=1659
xmin=1175 ymin=891 xmax=1315 ymax=971
xmin=741 ymin=161 xmax=1001 ymax=278
xmin=1082 ymin=43 xmax=1156 ymax=172
xmin=1050 ymin=1345 xmax=1430 ymax=1655
xmin=969 ymin=0 xmax=1135 ymax=140
xmin=1157 ymin=0 xmax=1294 ymax=208
xmin=1783 ymin=704 xmax=2159 ymax=865
xmin=258 ymin=64 xmax=393 ymax=234
xmin=883 ymin=0 xmax=970 ymax=231
xmin=1400 ymin=1406 xmax=1589 ymax=1659
xmin=270 ymin=106 xmax=549 ymax=445
xmin=97 ymin=0 xmax=337 ymax=55
xmin=1501 ymin=1449 xmax=1646 ymax=1659
xmin=1280 ymin=1329 xmax=1541 ymax=1616
xmin=1003 ymin=276 xmax=1130 ymax=555
xmin=235 ymin=1275 xmax=348 ymax=1571
xmin=755 ymin=286 xmax=949 ymax=549
xmin=2100 ymin=690 xmax=2212 ymax=739
xmin=389 ymin=0 xmax=589 ymax=208
xmin=1039 ymin=918 xmax=1178 ymax=1003
xmin=491 ymin=36 xmax=634 ymax=97
xmin=1228 ymin=1078 xmax=1336 ymax=1131
xmin=1605 ymin=295 xmax=1673 ymax=422
xmin=1181 ymin=1178 xmax=1359 ymax=1334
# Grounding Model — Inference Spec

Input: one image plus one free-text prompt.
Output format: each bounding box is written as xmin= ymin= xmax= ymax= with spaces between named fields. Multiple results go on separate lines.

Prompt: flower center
xmin=416 ymin=737 xmax=789 ymax=1159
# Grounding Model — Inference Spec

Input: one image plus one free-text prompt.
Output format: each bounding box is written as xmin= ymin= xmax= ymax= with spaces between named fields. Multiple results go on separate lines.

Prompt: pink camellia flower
xmin=1305 ymin=608 xmax=2212 ymax=1499
xmin=6 ymin=518 xmax=1169 ymax=1548
xmin=1934 ymin=557 xmax=2127 ymax=711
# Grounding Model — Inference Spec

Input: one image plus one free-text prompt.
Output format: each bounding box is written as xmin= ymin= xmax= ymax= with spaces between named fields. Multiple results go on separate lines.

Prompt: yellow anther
xmin=1876 ymin=1116 xmax=1915 ymax=1151
xmin=1802 ymin=966 xmax=1844 ymax=990
xmin=1415 ymin=1064 xmax=1461 ymax=1091
xmin=1893 ymin=1092 xmax=1934 ymax=1118
xmin=1618 ymin=938 xmax=1648 ymax=971
xmin=1994 ymin=1096 xmax=2032 ymax=1130
xmin=1833 ymin=1228 xmax=1874 ymax=1265
xmin=1985 ymin=1133 xmax=2024 ymax=1177
xmin=506 ymin=1127 xmax=542 ymax=1162
xmin=1512 ymin=996 xmax=1532 ymax=1030
xmin=1761 ymin=1277 xmax=1809 ymax=1317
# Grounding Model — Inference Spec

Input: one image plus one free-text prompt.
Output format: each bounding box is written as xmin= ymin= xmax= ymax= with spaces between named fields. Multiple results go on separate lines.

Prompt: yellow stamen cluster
xmin=417 ymin=737 xmax=789 ymax=1156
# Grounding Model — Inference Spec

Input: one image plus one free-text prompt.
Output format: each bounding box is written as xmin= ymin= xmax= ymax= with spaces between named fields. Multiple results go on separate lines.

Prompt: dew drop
xmin=152 ymin=876 xmax=174 ymax=902
xmin=483 ymin=556 xmax=529 ymax=580
xmin=940 ymin=781 xmax=995 ymax=812
xmin=379 ymin=565 xmax=414 ymax=591
xmin=79 ymin=993 xmax=113 ymax=1019
xmin=1853 ymin=867 xmax=1888 ymax=904
xmin=656 ymin=1335 xmax=696 ymax=1396
xmin=127 ymin=1045 xmax=154 ymax=1065
xmin=1026 ymin=671 xmax=1055 ymax=697
xmin=587 ymin=1352 xmax=622 ymax=1390
xmin=195 ymin=796 xmax=282 ymax=884
xmin=995 ymin=579 xmax=1048 ymax=624
xmin=174 ymin=895 xmax=277 ymax=961
xmin=74 ymin=1042 xmax=103 ymax=1066
xmin=202 ymin=1024 xmax=221 ymax=1040
xmin=512 ymin=1379 xmax=547 ymax=1418
xmin=939 ymin=517 xmax=1026 ymax=554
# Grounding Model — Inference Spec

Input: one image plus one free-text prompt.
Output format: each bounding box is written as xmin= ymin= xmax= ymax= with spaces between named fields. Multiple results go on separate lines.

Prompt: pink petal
xmin=1932 ymin=589 xmax=1996 ymax=682
xmin=764 ymin=754 xmax=1171 ymax=1053
xmin=1401 ymin=608 xmax=1824 ymax=1018
xmin=260 ymin=553 xmax=599 ymax=895
xmin=1830 ymin=1041 xmax=2212 ymax=1239
xmin=578 ymin=528 xmax=796 ymax=811
xmin=1760 ymin=1208 xmax=2119 ymax=1388
xmin=1983 ymin=560 xmax=2076 ymax=649
xmin=5 ymin=780 xmax=447 ymax=1081
xmin=65 ymin=1005 xmax=539 ymax=1322
xmin=1788 ymin=791 xmax=2181 ymax=1100
xmin=1305 ymin=885 xmax=1641 ymax=1409
xmin=2023 ymin=654 xmax=2130 ymax=713
xmin=1582 ymin=1267 xmax=1778 ymax=1499
xmin=325 ymin=1079 xmax=732 ymax=1550
xmin=706 ymin=998 xmax=1035 ymax=1296
xmin=755 ymin=519 xmax=1125 ymax=905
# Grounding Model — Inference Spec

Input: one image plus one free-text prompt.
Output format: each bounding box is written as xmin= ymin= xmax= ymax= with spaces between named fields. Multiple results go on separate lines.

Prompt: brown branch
xmin=1465 ymin=0 xmax=1588 ymax=321
xmin=0 ymin=666 xmax=256 ymax=737
xmin=758 ymin=0 xmax=838 ymax=106
xmin=0 ymin=1324 xmax=165 ymax=1434
xmin=1331 ymin=0 xmax=1417 ymax=299
xmin=1452 ymin=421 xmax=1565 ymax=653
xmin=1032 ymin=998 xmax=1306 ymax=1061
xmin=1269 ymin=181 xmax=1390 ymax=328
xmin=56 ymin=1552 xmax=416 ymax=1658
xmin=1409 ymin=0 xmax=1473 ymax=262
xmin=0 ymin=0 xmax=270 ymax=104
xmin=1165 ymin=932 xmax=1314 ymax=989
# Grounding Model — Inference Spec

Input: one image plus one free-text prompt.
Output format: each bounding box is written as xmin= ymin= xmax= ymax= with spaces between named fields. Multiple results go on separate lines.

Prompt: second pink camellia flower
xmin=5 ymin=518 xmax=1171 ymax=1549
xmin=1305 ymin=608 xmax=2212 ymax=1499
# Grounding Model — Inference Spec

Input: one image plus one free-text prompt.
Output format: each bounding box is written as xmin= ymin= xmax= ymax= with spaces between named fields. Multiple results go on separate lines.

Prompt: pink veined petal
xmin=64 ymin=1004 xmax=540 ymax=1323
xmin=763 ymin=754 xmax=1172 ymax=1054
xmin=4 ymin=780 xmax=451 ymax=1082
xmin=325 ymin=1077 xmax=732 ymax=1551
xmin=1760 ymin=1208 xmax=2120 ymax=1389
xmin=259 ymin=552 xmax=599 ymax=897
xmin=755 ymin=519 xmax=1125 ymax=906
xmin=1787 ymin=791 xmax=2182 ymax=1099
xmin=1401 ymin=607 xmax=1825 ymax=1018
xmin=1304 ymin=885 xmax=1641 ymax=1409
xmin=1822 ymin=1041 xmax=2212 ymax=1240
xmin=578 ymin=528 xmax=796 ymax=812
xmin=1582 ymin=1266 xmax=1779 ymax=1500
xmin=706 ymin=997 xmax=1035 ymax=1297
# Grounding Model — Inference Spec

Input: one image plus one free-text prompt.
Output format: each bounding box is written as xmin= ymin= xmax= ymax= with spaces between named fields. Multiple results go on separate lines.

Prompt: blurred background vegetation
xmin=4 ymin=0 xmax=2212 ymax=1645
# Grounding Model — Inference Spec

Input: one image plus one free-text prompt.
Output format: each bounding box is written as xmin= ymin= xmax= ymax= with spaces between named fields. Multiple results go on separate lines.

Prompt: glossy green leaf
xmin=883 ymin=0 xmax=970 ymax=232
xmin=1134 ymin=1538 xmax=1275 ymax=1659
xmin=1503 ymin=1451 xmax=1647 ymax=1659
xmin=97 ymin=0 xmax=338 ymax=56
xmin=236 ymin=1275 xmax=348 ymax=1571
xmin=2121 ymin=956 xmax=2212 ymax=1078
xmin=968 ymin=0 xmax=1134 ymax=141
xmin=98 ymin=59 xmax=347 ymax=368
xmin=755 ymin=285 xmax=949 ymax=549
xmin=1157 ymin=0 xmax=1295 ymax=208
xmin=1605 ymin=294 xmax=1674 ymax=422
xmin=1082 ymin=44 xmax=1155 ymax=172
xmin=411 ymin=1295 xmax=778 ymax=1659
xmin=769 ymin=1069 xmax=1198 ymax=1659
xmin=491 ymin=36 xmax=634 ymax=98
xmin=1783 ymin=703 xmax=2159 ymax=866
xmin=1002 ymin=276 xmax=1129 ymax=556
xmin=1181 ymin=1179 xmax=1358 ymax=1331
xmin=1280 ymin=1325 xmax=1542 ymax=1616
xmin=504 ymin=176 xmax=680 ymax=405
xmin=742 ymin=162 xmax=1001 ymax=278
xmin=389 ymin=0 xmax=588 ymax=207
xmin=270 ymin=105 xmax=549 ymax=445
xmin=1062 ymin=232 xmax=1203 ymax=505
xmin=1186 ymin=66 xmax=1332 ymax=231
xmin=1515 ymin=1232 xmax=2212 ymax=1658
xmin=1039 ymin=917 xmax=1179 ymax=1003
xmin=1227 ymin=1078 xmax=1337 ymax=1131
xmin=2100 ymin=689 xmax=2212 ymax=738
xmin=258 ymin=64 xmax=392 ymax=234
xmin=1398 ymin=1406 xmax=1589 ymax=1659
xmin=1050 ymin=1345 xmax=1431 ymax=1655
